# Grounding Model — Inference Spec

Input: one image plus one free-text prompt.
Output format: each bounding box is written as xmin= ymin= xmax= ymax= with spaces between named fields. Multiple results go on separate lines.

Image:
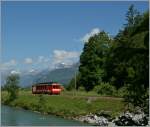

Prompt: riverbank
xmin=2 ymin=90 xmax=125 ymax=125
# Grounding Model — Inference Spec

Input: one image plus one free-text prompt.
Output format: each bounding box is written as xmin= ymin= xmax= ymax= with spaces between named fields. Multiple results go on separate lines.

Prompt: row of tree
xmin=68 ymin=5 xmax=149 ymax=113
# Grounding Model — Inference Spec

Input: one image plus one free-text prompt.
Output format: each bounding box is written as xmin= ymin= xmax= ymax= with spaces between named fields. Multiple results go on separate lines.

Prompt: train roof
xmin=38 ymin=82 xmax=58 ymax=84
xmin=32 ymin=82 xmax=59 ymax=86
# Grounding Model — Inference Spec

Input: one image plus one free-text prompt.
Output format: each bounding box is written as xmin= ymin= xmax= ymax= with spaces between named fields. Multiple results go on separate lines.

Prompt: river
xmin=1 ymin=105 xmax=89 ymax=126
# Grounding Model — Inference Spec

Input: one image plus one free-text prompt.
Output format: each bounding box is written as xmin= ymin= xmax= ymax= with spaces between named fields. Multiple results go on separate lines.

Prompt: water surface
xmin=1 ymin=105 xmax=89 ymax=126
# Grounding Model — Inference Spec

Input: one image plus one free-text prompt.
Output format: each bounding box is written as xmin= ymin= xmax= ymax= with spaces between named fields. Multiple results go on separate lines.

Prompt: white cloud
xmin=37 ymin=56 xmax=50 ymax=63
xmin=52 ymin=50 xmax=80 ymax=69
xmin=38 ymin=56 xmax=44 ymax=63
xmin=24 ymin=58 xmax=33 ymax=64
xmin=10 ymin=60 xmax=17 ymax=65
xmin=81 ymin=28 xmax=100 ymax=42
xmin=0 ymin=59 xmax=17 ymax=71
xmin=5 ymin=59 xmax=17 ymax=66
xmin=10 ymin=70 xmax=20 ymax=74
xmin=53 ymin=50 xmax=80 ymax=64
xmin=29 ymin=69 xmax=35 ymax=73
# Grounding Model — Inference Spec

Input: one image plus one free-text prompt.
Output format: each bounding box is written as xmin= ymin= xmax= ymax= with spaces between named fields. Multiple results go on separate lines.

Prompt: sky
xmin=1 ymin=1 xmax=149 ymax=74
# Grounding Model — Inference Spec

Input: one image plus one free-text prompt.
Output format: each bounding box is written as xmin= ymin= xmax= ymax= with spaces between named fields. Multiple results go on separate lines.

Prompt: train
xmin=32 ymin=82 xmax=63 ymax=95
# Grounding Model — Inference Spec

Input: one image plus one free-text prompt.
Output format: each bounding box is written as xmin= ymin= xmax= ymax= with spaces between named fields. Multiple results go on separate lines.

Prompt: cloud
xmin=81 ymin=28 xmax=100 ymax=42
xmin=24 ymin=58 xmax=33 ymax=64
xmin=53 ymin=50 xmax=80 ymax=64
xmin=44 ymin=58 xmax=49 ymax=62
xmin=37 ymin=56 xmax=50 ymax=63
xmin=4 ymin=59 xmax=17 ymax=66
xmin=0 ymin=59 xmax=17 ymax=71
xmin=38 ymin=56 xmax=44 ymax=63
xmin=10 ymin=70 xmax=21 ymax=74
xmin=29 ymin=69 xmax=35 ymax=73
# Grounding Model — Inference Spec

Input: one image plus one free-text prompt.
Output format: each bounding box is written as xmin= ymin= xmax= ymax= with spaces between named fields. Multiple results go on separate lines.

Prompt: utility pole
xmin=74 ymin=71 xmax=76 ymax=96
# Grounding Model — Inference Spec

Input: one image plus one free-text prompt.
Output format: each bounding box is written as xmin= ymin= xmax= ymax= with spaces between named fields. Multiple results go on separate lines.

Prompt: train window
xmin=53 ymin=85 xmax=59 ymax=89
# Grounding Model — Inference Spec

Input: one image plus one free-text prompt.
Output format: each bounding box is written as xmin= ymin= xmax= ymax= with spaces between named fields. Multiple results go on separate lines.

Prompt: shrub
xmin=78 ymin=86 xmax=85 ymax=91
xmin=4 ymin=74 xmax=20 ymax=102
xmin=37 ymin=94 xmax=47 ymax=113
xmin=94 ymin=82 xmax=116 ymax=96
xmin=118 ymin=86 xmax=128 ymax=97
xmin=66 ymin=79 xmax=75 ymax=91
xmin=1 ymin=91 xmax=10 ymax=104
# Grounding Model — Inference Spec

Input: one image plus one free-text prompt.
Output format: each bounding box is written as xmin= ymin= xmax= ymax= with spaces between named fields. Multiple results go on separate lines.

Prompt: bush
xmin=66 ymin=78 xmax=75 ymax=91
xmin=118 ymin=86 xmax=128 ymax=97
xmin=94 ymin=82 xmax=116 ymax=96
xmin=78 ymin=86 xmax=85 ymax=91
xmin=122 ymin=84 xmax=149 ymax=114
xmin=37 ymin=95 xmax=47 ymax=113
xmin=4 ymin=74 xmax=20 ymax=102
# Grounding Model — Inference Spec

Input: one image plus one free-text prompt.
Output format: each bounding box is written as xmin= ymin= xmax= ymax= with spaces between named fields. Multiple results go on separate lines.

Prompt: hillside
xmin=2 ymin=63 xmax=79 ymax=87
xmin=35 ymin=67 xmax=78 ymax=85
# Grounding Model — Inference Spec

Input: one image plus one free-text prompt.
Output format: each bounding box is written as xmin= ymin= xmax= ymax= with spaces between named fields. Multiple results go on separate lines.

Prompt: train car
xmin=32 ymin=82 xmax=62 ymax=95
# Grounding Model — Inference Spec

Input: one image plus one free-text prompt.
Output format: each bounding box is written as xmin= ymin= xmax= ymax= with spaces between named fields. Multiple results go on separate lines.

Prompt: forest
xmin=67 ymin=5 xmax=149 ymax=114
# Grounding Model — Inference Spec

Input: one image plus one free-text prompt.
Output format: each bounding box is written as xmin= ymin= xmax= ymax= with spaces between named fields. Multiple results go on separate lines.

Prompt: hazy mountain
xmin=1 ymin=63 xmax=79 ymax=87
xmin=34 ymin=63 xmax=79 ymax=85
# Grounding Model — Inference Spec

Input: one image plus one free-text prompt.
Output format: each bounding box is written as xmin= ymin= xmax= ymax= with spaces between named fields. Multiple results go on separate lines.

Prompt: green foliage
xmin=1 ymin=91 xmax=10 ymax=104
xmin=104 ymin=5 xmax=146 ymax=89
xmin=94 ymin=82 xmax=116 ymax=96
xmin=125 ymin=4 xmax=142 ymax=27
xmin=66 ymin=72 xmax=81 ymax=91
xmin=4 ymin=74 xmax=20 ymax=103
xmin=79 ymin=31 xmax=111 ymax=91
xmin=77 ymin=5 xmax=149 ymax=114
xmin=123 ymin=84 xmax=149 ymax=113
xmin=117 ymin=85 xmax=129 ymax=98
xmin=37 ymin=94 xmax=47 ymax=113
xmin=78 ymin=86 xmax=85 ymax=92
xmin=66 ymin=77 xmax=75 ymax=91
xmin=122 ymin=10 xmax=148 ymax=112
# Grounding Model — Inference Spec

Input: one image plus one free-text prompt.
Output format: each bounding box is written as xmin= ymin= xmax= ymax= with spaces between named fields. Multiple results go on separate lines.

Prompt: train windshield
xmin=52 ymin=85 xmax=60 ymax=89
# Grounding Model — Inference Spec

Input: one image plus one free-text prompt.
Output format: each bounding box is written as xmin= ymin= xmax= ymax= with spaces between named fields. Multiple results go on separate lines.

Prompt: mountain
xmin=1 ymin=63 xmax=79 ymax=87
xmin=34 ymin=63 xmax=79 ymax=85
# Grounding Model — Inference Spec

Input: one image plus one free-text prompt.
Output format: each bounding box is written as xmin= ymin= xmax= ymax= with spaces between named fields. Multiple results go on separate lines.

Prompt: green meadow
xmin=2 ymin=90 xmax=124 ymax=119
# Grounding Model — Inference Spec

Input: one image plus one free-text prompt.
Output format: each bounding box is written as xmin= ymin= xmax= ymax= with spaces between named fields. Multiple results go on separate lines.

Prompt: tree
xmin=123 ymin=11 xmax=149 ymax=112
xmin=104 ymin=5 xmax=148 ymax=113
xmin=79 ymin=31 xmax=111 ymax=91
xmin=125 ymin=4 xmax=142 ymax=28
xmin=94 ymin=82 xmax=116 ymax=96
xmin=66 ymin=72 xmax=81 ymax=90
xmin=4 ymin=74 xmax=20 ymax=102
xmin=104 ymin=5 xmax=144 ymax=89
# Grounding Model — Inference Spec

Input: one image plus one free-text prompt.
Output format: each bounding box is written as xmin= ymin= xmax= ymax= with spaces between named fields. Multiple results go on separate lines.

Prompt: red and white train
xmin=32 ymin=82 xmax=63 ymax=95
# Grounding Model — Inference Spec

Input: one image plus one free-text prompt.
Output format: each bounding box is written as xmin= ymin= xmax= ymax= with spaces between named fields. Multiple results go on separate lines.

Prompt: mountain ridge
xmin=1 ymin=63 xmax=79 ymax=87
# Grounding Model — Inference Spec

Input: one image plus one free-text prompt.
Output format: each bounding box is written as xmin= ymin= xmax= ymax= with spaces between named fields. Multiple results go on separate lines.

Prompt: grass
xmin=1 ymin=90 xmax=125 ymax=118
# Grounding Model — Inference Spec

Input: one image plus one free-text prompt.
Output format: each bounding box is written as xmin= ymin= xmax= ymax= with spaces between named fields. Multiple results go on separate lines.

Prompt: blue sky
xmin=1 ymin=1 xmax=148 ymax=73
